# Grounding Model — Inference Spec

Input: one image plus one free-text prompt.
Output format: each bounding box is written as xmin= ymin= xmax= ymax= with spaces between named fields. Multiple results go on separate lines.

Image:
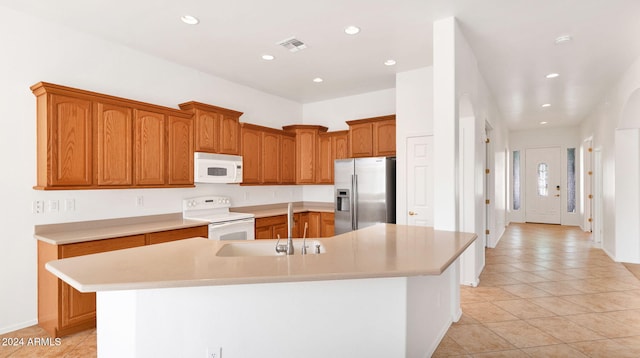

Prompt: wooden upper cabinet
xmin=262 ymin=130 xmax=280 ymax=184
xmin=167 ymin=115 xmax=194 ymax=185
xmin=333 ymin=131 xmax=349 ymax=159
xmin=32 ymin=82 xmax=195 ymax=190
xmin=178 ymin=102 xmax=242 ymax=155
xmin=348 ymin=122 xmax=373 ymax=157
xmin=219 ymin=114 xmax=240 ymax=154
xmin=31 ymin=86 xmax=94 ymax=188
xmin=283 ymin=125 xmax=328 ymax=184
xmin=240 ymin=124 xmax=262 ymax=184
xmin=96 ymin=102 xmax=133 ymax=186
xmin=373 ymin=119 xmax=396 ymax=156
xmin=317 ymin=133 xmax=333 ymax=184
xmin=194 ymin=109 xmax=219 ymax=152
xmin=347 ymin=115 xmax=396 ymax=158
xmin=134 ymin=109 xmax=166 ymax=186
xmin=280 ymin=134 xmax=296 ymax=184
xmin=317 ymin=130 xmax=350 ymax=184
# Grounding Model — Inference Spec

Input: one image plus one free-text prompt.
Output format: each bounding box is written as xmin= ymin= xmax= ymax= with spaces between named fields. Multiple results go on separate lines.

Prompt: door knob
xmin=409 ymin=211 xmax=418 ymax=216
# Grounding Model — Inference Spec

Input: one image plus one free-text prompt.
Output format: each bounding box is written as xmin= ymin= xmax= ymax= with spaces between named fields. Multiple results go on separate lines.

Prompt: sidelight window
xmin=512 ymin=151 xmax=520 ymax=210
xmin=567 ymin=148 xmax=576 ymax=213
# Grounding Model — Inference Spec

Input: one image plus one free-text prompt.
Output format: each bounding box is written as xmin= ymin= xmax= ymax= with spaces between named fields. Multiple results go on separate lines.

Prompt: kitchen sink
xmin=216 ymin=240 xmax=325 ymax=257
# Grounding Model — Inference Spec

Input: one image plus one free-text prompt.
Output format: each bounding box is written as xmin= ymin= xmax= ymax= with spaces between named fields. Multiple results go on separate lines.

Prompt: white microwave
xmin=194 ymin=152 xmax=243 ymax=184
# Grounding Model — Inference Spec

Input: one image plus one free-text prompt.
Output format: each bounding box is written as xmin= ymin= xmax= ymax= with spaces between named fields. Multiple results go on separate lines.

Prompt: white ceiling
xmin=2 ymin=0 xmax=640 ymax=130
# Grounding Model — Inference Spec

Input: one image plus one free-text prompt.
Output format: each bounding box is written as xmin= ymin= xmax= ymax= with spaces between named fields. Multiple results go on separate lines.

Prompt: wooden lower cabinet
xmin=146 ymin=226 xmax=208 ymax=245
xmin=257 ymin=212 xmax=334 ymax=239
xmin=320 ymin=212 xmax=335 ymax=237
xmin=255 ymin=215 xmax=287 ymax=239
xmin=38 ymin=225 xmax=207 ymax=337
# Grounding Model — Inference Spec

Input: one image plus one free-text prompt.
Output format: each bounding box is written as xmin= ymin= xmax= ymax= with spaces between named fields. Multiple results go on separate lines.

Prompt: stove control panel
xmin=183 ymin=196 xmax=232 ymax=211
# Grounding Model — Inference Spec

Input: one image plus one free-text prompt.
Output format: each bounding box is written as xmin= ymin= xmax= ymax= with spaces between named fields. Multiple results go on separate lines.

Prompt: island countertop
xmin=45 ymin=224 xmax=476 ymax=293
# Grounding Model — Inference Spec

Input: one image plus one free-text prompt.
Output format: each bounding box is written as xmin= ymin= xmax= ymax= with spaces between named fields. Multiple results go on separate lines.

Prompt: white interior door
xmin=407 ymin=136 xmax=433 ymax=226
xmin=525 ymin=147 xmax=562 ymax=224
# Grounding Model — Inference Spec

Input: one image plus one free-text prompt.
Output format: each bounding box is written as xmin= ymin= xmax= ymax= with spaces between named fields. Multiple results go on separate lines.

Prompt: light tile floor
xmin=0 ymin=325 xmax=95 ymax=358
xmin=3 ymin=223 xmax=640 ymax=357
xmin=435 ymin=223 xmax=640 ymax=357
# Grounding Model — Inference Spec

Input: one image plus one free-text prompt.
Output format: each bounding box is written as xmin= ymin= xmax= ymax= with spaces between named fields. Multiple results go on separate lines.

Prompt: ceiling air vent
xmin=277 ymin=37 xmax=307 ymax=53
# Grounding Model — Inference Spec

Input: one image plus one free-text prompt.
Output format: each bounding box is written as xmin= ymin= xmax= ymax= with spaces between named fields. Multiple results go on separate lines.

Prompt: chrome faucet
xmin=275 ymin=234 xmax=294 ymax=255
xmin=300 ymin=222 xmax=309 ymax=255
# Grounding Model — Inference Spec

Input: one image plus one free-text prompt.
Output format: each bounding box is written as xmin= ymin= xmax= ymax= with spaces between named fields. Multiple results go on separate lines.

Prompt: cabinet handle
xmin=409 ymin=211 xmax=418 ymax=216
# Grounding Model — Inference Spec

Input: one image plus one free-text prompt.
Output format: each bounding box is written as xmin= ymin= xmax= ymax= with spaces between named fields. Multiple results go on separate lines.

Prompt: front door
xmin=406 ymin=136 xmax=433 ymax=226
xmin=525 ymin=147 xmax=561 ymax=224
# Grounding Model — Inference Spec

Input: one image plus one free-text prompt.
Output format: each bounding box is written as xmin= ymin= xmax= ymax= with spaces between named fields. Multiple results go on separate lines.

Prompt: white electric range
xmin=182 ymin=196 xmax=255 ymax=240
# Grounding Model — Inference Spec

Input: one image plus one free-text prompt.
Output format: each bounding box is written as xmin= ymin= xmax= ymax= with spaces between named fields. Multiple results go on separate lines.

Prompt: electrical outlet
xmin=64 ymin=198 xmax=75 ymax=212
xmin=32 ymin=200 xmax=44 ymax=214
xmin=206 ymin=346 xmax=221 ymax=358
xmin=47 ymin=200 xmax=59 ymax=213
xmin=136 ymin=195 xmax=144 ymax=207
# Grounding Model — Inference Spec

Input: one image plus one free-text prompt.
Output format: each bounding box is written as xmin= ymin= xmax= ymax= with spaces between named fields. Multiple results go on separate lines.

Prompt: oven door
xmin=208 ymin=218 xmax=255 ymax=240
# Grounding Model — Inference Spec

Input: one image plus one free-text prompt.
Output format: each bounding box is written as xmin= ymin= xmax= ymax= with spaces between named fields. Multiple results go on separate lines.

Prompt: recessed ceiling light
xmin=546 ymin=73 xmax=560 ymax=79
xmin=542 ymin=103 xmax=551 ymax=108
xmin=384 ymin=59 xmax=397 ymax=66
xmin=540 ymin=121 xmax=548 ymax=125
xmin=261 ymin=54 xmax=275 ymax=61
xmin=554 ymin=35 xmax=572 ymax=44
xmin=180 ymin=15 xmax=199 ymax=25
xmin=344 ymin=26 xmax=360 ymax=35
xmin=313 ymin=77 xmax=324 ymax=83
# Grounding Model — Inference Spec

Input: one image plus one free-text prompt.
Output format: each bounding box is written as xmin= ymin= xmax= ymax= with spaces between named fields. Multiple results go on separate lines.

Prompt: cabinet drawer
xmin=60 ymin=235 xmax=146 ymax=258
xmin=147 ymin=226 xmax=209 ymax=245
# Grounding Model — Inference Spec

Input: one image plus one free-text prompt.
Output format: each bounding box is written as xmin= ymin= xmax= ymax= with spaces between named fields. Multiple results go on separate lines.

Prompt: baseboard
xmin=0 ymin=319 xmax=38 ymax=335
xmin=425 ymin=317 xmax=454 ymax=358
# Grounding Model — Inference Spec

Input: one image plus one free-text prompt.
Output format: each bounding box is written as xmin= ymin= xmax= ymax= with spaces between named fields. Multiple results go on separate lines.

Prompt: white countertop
xmin=34 ymin=213 xmax=209 ymax=245
xmin=45 ymin=224 xmax=476 ymax=292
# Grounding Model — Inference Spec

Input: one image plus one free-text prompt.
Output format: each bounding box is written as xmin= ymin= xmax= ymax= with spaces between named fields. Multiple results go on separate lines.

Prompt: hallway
xmin=435 ymin=223 xmax=640 ymax=357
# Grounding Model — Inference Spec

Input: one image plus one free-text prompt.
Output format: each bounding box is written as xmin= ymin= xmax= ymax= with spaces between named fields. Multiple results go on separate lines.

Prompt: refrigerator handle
xmin=353 ymin=174 xmax=358 ymax=230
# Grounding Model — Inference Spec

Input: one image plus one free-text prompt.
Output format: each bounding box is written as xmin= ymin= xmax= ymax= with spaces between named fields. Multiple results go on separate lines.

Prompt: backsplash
xmin=30 ymin=184 xmax=335 ymax=225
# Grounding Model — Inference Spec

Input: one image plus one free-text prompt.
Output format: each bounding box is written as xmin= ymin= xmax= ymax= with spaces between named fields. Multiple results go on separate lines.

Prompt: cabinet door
xmin=241 ymin=126 xmax=262 ymax=184
xmin=167 ymin=115 xmax=194 ymax=185
xmin=373 ymin=120 xmax=396 ymax=156
xmin=49 ymin=94 xmax=93 ymax=186
xmin=134 ymin=109 xmax=166 ymax=185
xmin=219 ymin=114 xmax=240 ymax=155
xmin=255 ymin=225 xmax=273 ymax=239
xmin=307 ymin=212 xmax=322 ymax=238
xmin=96 ymin=102 xmax=133 ymax=186
xmin=194 ymin=109 xmax=219 ymax=153
xmin=349 ymin=122 xmax=373 ymax=158
xmin=272 ymin=223 xmax=288 ymax=240
xmin=298 ymin=212 xmax=309 ymax=238
xmin=59 ymin=235 xmax=145 ymax=332
xmin=147 ymin=226 xmax=208 ymax=245
xmin=317 ymin=134 xmax=333 ymax=184
xmin=333 ymin=132 xmax=349 ymax=159
xmin=262 ymin=131 xmax=280 ymax=184
xmin=280 ymin=134 xmax=296 ymax=184
xmin=320 ymin=212 xmax=335 ymax=237
xmin=296 ymin=129 xmax=317 ymax=183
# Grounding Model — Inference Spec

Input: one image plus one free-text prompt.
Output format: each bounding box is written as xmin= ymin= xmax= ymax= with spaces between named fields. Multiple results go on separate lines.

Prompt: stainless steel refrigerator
xmin=334 ymin=157 xmax=396 ymax=234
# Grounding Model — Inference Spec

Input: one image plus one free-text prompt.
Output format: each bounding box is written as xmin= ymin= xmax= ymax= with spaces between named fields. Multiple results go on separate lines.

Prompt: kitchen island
xmin=46 ymin=224 xmax=476 ymax=358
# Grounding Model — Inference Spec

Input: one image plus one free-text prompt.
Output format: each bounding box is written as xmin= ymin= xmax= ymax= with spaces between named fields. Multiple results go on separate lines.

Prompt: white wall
xmin=301 ymin=89 xmax=396 ymax=202
xmin=581 ymin=53 xmax=640 ymax=262
xmin=0 ymin=6 xmax=304 ymax=334
xmin=509 ymin=126 xmax=582 ymax=226
xmin=433 ymin=18 xmax=509 ymax=284
xmin=396 ymin=67 xmax=434 ymax=225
